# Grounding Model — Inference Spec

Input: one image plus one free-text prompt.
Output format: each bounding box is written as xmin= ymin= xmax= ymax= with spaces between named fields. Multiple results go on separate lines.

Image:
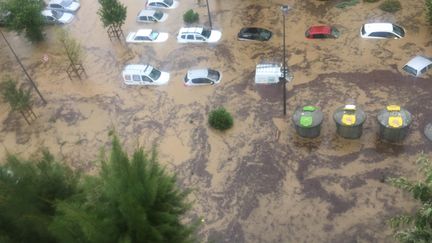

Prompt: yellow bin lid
xmin=342 ymin=114 xmax=356 ymax=126
xmin=387 ymin=105 xmax=400 ymax=112
xmin=388 ymin=116 xmax=403 ymax=128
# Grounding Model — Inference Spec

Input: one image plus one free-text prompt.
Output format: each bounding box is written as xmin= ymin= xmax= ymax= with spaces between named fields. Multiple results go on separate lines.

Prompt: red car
xmin=305 ymin=25 xmax=340 ymax=39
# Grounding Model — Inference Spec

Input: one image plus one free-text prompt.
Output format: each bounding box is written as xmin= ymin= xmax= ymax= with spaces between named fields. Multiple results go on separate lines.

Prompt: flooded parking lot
xmin=1 ymin=0 xmax=432 ymax=241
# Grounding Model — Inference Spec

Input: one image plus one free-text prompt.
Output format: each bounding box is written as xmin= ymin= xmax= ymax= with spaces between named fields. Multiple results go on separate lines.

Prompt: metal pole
xmin=205 ymin=0 xmax=212 ymax=29
xmin=281 ymin=5 xmax=289 ymax=116
xmin=0 ymin=29 xmax=47 ymax=105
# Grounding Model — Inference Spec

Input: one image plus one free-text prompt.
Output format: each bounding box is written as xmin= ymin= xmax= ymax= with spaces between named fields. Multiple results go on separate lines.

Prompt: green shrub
xmin=183 ymin=9 xmax=199 ymax=23
xmin=335 ymin=0 xmax=359 ymax=9
xmin=208 ymin=107 xmax=233 ymax=131
xmin=363 ymin=0 xmax=379 ymax=2
xmin=379 ymin=0 xmax=401 ymax=12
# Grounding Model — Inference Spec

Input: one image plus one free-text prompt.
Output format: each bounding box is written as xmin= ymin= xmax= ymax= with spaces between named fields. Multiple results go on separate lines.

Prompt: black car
xmin=237 ymin=27 xmax=272 ymax=41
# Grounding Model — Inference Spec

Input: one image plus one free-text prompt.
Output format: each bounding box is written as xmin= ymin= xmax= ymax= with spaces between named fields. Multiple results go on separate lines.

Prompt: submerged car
xmin=360 ymin=23 xmax=405 ymax=39
xmin=126 ymin=29 xmax=168 ymax=43
xmin=305 ymin=25 xmax=339 ymax=39
xmin=136 ymin=9 xmax=167 ymax=23
xmin=177 ymin=27 xmax=222 ymax=43
xmin=41 ymin=9 xmax=74 ymax=24
xmin=146 ymin=0 xmax=178 ymax=9
xmin=122 ymin=64 xmax=170 ymax=85
xmin=184 ymin=69 xmax=221 ymax=86
xmin=47 ymin=0 xmax=80 ymax=13
xmin=237 ymin=27 xmax=272 ymax=41
xmin=402 ymin=56 xmax=432 ymax=77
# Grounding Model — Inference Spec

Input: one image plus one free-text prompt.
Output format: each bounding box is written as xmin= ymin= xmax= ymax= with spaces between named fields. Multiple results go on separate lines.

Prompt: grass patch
xmin=379 ymin=0 xmax=401 ymax=12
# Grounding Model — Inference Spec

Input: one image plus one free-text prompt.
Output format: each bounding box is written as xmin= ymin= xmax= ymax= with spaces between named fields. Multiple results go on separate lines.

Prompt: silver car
xmin=184 ymin=69 xmax=221 ymax=86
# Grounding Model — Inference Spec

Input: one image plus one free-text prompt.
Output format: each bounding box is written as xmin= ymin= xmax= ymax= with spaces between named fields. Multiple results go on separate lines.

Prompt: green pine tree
xmin=389 ymin=154 xmax=432 ymax=242
xmin=51 ymin=135 xmax=197 ymax=243
xmin=0 ymin=150 xmax=80 ymax=242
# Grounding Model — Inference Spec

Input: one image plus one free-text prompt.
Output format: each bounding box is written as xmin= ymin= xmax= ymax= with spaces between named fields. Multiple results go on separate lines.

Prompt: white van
xmin=122 ymin=64 xmax=170 ymax=85
xmin=255 ymin=64 xmax=292 ymax=84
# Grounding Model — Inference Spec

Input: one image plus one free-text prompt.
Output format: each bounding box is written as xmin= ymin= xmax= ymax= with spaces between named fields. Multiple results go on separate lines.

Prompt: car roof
xmin=404 ymin=56 xmax=432 ymax=69
xmin=363 ymin=23 xmax=394 ymax=33
xmin=123 ymin=64 xmax=153 ymax=75
xmin=179 ymin=27 xmax=204 ymax=33
xmin=136 ymin=29 xmax=153 ymax=36
xmin=138 ymin=9 xmax=157 ymax=16
xmin=187 ymin=69 xmax=209 ymax=79
xmin=308 ymin=25 xmax=331 ymax=34
xmin=240 ymin=27 xmax=269 ymax=32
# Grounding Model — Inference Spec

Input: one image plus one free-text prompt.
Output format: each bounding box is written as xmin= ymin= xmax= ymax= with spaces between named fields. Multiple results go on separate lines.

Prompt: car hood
xmin=155 ymin=71 xmax=170 ymax=84
xmin=58 ymin=12 xmax=74 ymax=23
xmin=158 ymin=13 xmax=168 ymax=22
xmin=207 ymin=30 xmax=222 ymax=42
xmin=155 ymin=32 xmax=169 ymax=42
xmin=66 ymin=1 xmax=80 ymax=11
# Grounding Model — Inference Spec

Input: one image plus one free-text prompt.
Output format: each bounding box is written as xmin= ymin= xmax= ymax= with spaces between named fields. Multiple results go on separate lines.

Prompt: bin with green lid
xmin=333 ymin=104 xmax=366 ymax=139
xmin=377 ymin=105 xmax=412 ymax=143
xmin=292 ymin=105 xmax=324 ymax=138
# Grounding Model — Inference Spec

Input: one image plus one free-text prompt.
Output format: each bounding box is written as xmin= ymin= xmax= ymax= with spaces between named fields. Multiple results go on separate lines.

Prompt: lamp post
xmin=0 ymin=29 xmax=47 ymax=105
xmin=280 ymin=5 xmax=289 ymax=116
xmin=205 ymin=0 xmax=212 ymax=29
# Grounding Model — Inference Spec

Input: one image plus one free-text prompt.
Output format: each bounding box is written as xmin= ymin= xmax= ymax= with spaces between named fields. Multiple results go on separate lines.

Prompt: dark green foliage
xmin=426 ymin=0 xmax=432 ymax=25
xmin=335 ymin=0 xmax=359 ymax=9
xmin=363 ymin=0 xmax=379 ymax=2
xmin=183 ymin=9 xmax=199 ymax=23
xmin=379 ymin=0 xmax=401 ymax=12
xmin=388 ymin=154 xmax=432 ymax=242
xmin=1 ymin=0 xmax=45 ymax=41
xmin=51 ymin=135 xmax=197 ymax=243
xmin=98 ymin=0 xmax=127 ymax=28
xmin=1 ymin=78 xmax=32 ymax=112
xmin=208 ymin=107 xmax=234 ymax=131
xmin=0 ymin=150 xmax=80 ymax=242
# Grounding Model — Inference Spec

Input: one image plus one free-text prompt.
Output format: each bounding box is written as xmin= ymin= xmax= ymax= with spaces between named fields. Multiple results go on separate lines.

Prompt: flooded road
xmin=1 ymin=0 xmax=432 ymax=241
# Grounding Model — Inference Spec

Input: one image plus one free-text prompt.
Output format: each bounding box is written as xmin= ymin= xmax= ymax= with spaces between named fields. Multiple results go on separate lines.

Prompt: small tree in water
xmin=98 ymin=0 xmax=127 ymax=40
xmin=1 ymin=78 xmax=37 ymax=124
xmin=51 ymin=134 xmax=197 ymax=242
xmin=388 ymin=154 xmax=432 ymax=242
xmin=56 ymin=28 xmax=87 ymax=80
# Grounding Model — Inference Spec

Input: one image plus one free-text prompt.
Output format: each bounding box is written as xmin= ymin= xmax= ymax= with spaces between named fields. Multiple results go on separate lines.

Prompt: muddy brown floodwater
xmin=1 ymin=0 xmax=432 ymax=242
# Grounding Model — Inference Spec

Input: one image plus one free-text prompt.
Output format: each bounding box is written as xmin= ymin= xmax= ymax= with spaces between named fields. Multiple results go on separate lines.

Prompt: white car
xmin=360 ymin=23 xmax=405 ymax=39
xmin=41 ymin=9 xmax=74 ymax=24
xmin=402 ymin=56 xmax=432 ymax=77
xmin=136 ymin=9 xmax=168 ymax=23
xmin=47 ymin=0 xmax=80 ymax=13
xmin=122 ymin=64 xmax=170 ymax=85
xmin=184 ymin=69 xmax=221 ymax=86
xmin=177 ymin=27 xmax=222 ymax=43
xmin=126 ymin=29 xmax=168 ymax=43
xmin=146 ymin=0 xmax=178 ymax=9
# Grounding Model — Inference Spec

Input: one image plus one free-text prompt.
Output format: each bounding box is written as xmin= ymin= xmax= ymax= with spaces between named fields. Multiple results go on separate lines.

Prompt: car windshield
xmin=149 ymin=68 xmax=162 ymax=80
xmin=402 ymin=65 xmax=417 ymax=76
xmin=61 ymin=0 xmax=72 ymax=6
xmin=163 ymin=0 xmax=173 ymax=6
xmin=393 ymin=25 xmax=405 ymax=37
xmin=207 ymin=69 xmax=219 ymax=80
xmin=201 ymin=28 xmax=211 ymax=38
xmin=154 ymin=11 xmax=163 ymax=20
xmin=150 ymin=31 xmax=159 ymax=40
xmin=361 ymin=25 xmax=366 ymax=35
xmin=52 ymin=10 xmax=63 ymax=18
xmin=259 ymin=30 xmax=271 ymax=40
